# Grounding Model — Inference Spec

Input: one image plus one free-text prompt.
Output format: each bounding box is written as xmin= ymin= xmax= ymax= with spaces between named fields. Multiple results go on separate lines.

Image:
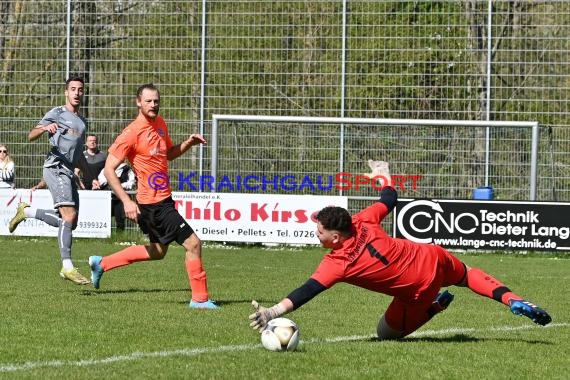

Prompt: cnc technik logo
xmin=147 ymin=171 xmax=422 ymax=192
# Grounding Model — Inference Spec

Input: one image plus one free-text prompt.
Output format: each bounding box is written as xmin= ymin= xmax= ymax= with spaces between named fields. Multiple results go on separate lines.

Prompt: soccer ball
xmin=260 ymin=317 xmax=300 ymax=352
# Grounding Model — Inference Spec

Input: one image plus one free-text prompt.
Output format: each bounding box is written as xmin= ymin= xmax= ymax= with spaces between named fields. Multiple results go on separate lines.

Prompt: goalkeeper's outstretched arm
xmin=366 ymin=159 xmax=398 ymax=211
xmin=249 ymin=278 xmax=327 ymax=331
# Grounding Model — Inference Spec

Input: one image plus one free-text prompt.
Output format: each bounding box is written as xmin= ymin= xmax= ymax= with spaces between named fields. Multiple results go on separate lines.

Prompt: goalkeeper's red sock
xmin=466 ymin=268 xmax=521 ymax=305
xmin=186 ymin=258 xmax=209 ymax=302
xmin=100 ymin=245 xmax=150 ymax=271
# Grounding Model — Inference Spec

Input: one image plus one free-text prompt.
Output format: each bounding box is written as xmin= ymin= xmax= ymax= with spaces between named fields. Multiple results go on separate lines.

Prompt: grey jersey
xmin=39 ymin=106 xmax=87 ymax=171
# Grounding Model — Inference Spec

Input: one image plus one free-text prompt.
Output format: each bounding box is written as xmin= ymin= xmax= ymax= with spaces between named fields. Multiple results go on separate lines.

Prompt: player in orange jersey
xmin=249 ymin=161 xmax=551 ymax=338
xmin=88 ymin=83 xmax=217 ymax=309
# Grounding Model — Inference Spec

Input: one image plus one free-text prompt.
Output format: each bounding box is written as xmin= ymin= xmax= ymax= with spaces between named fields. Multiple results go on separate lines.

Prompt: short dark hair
xmin=65 ymin=76 xmax=85 ymax=88
xmin=315 ymin=206 xmax=353 ymax=236
xmin=137 ymin=83 xmax=160 ymax=99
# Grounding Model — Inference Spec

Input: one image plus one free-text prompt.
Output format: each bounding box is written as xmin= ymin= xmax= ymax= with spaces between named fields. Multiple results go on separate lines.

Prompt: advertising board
xmin=394 ymin=199 xmax=569 ymax=251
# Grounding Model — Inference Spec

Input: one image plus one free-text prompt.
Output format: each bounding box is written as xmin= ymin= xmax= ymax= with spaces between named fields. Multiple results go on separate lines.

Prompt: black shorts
xmin=138 ymin=197 xmax=195 ymax=245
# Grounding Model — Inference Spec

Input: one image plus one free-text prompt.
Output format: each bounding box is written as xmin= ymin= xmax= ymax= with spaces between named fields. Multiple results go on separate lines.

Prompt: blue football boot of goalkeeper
xmin=427 ymin=290 xmax=454 ymax=317
xmin=189 ymin=299 xmax=219 ymax=309
xmin=433 ymin=290 xmax=454 ymax=312
xmin=89 ymin=255 xmax=104 ymax=289
xmin=9 ymin=202 xmax=30 ymax=233
xmin=509 ymin=299 xmax=552 ymax=326
xmin=435 ymin=290 xmax=455 ymax=309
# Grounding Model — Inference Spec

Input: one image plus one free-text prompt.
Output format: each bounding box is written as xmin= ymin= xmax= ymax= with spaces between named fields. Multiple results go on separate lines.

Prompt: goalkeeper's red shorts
xmin=384 ymin=245 xmax=467 ymax=335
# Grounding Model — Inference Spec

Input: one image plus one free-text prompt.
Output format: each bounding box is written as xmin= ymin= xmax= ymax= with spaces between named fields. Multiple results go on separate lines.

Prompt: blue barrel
xmin=472 ymin=186 xmax=494 ymax=200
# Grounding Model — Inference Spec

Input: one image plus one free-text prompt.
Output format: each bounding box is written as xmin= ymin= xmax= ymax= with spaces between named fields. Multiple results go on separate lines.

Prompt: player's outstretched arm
xmin=249 ymin=299 xmax=292 ymax=332
xmin=168 ymin=133 xmax=207 ymax=160
xmin=366 ymin=160 xmax=392 ymax=188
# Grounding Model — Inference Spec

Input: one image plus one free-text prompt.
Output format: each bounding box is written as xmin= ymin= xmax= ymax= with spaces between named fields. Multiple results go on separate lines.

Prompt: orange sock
xmin=466 ymin=268 xmax=521 ymax=305
xmin=186 ymin=258 xmax=209 ymax=302
xmin=100 ymin=245 xmax=150 ymax=272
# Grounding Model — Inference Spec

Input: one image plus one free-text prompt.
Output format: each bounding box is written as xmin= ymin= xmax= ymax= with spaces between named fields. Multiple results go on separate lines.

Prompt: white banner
xmin=172 ymin=192 xmax=348 ymax=244
xmin=0 ymin=189 xmax=112 ymax=238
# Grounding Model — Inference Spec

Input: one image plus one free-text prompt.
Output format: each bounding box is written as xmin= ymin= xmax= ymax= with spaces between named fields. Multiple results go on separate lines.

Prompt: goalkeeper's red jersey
xmin=310 ymin=202 xmax=442 ymax=302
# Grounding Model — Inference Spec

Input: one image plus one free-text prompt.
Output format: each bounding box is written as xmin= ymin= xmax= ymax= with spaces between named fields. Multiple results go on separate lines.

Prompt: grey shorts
xmin=43 ymin=165 xmax=79 ymax=209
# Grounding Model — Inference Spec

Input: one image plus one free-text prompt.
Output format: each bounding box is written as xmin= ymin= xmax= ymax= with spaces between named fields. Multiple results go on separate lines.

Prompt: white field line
xmin=0 ymin=322 xmax=567 ymax=373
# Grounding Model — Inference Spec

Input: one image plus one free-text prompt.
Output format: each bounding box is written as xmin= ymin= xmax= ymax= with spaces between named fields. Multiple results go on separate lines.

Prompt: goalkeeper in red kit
xmin=249 ymin=161 xmax=551 ymax=339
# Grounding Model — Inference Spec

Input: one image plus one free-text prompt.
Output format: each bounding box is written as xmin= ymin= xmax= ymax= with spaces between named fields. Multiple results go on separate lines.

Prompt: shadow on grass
xmin=178 ymin=299 xmax=260 ymax=307
xmin=364 ymin=334 xmax=553 ymax=345
xmin=354 ymin=335 xmax=478 ymax=344
xmin=400 ymin=334 xmax=480 ymax=343
xmin=80 ymin=288 xmax=189 ymax=295
xmin=79 ymin=289 xmax=253 ymax=306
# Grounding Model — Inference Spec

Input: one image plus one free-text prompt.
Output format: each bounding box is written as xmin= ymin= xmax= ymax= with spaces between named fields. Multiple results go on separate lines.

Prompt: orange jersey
xmin=311 ymin=202 xmax=441 ymax=302
xmin=109 ymin=114 xmax=173 ymax=204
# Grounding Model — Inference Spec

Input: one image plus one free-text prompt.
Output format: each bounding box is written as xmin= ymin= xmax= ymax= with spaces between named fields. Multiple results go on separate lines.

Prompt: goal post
xmin=210 ymin=115 xmax=540 ymax=200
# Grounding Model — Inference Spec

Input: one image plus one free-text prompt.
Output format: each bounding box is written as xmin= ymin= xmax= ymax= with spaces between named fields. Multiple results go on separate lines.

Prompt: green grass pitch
xmin=0 ymin=237 xmax=568 ymax=379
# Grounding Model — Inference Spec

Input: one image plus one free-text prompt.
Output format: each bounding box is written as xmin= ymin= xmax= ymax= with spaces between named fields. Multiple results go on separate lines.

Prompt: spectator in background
xmin=98 ymin=162 xmax=136 ymax=231
xmin=78 ymin=134 xmax=107 ymax=190
xmin=0 ymin=144 xmax=15 ymax=189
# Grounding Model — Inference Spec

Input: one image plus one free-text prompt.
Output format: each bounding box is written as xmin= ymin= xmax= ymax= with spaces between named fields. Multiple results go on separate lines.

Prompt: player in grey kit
xmin=8 ymin=76 xmax=91 ymax=285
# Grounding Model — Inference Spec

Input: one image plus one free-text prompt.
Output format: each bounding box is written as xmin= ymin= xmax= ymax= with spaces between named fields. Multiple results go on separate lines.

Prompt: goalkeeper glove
xmin=366 ymin=160 xmax=391 ymax=188
xmin=249 ymin=300 xmax=286 ymax=332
